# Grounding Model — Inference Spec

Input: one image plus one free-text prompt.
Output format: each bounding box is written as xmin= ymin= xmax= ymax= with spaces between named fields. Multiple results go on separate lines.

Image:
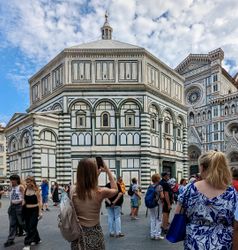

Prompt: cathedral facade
xmin=0 ymin=125 xmax=7 ymax=179
xmin=5 ymin=17 xmax=188 ymax=189
xmin=176 ymin=48 xmax=238 ymax=174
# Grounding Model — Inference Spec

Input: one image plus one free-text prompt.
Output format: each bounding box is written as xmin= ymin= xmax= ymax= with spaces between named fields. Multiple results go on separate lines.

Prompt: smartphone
xmin=96 ymin=156 xmax=104 ymax=169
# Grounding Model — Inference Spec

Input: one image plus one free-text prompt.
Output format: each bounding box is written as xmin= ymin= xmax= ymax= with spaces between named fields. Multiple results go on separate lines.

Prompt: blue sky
xmin=1 ymin=0 xmax=238 ymax=126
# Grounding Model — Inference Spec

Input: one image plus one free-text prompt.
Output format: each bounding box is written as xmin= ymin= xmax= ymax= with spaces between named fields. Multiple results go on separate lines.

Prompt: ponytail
xmin=198 ymin=151 xmax=231 ymax=189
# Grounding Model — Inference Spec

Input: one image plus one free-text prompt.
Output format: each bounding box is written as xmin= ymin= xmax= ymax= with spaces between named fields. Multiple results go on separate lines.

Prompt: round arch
xmin=148 ymin=102 xmax=161 ymax=116
xmin=177 ymin=114 xmax=186 ymax=126
xmin=8 ymin=135 xmax=19 ymax=153
xmin=161 ymin=107 xmax=176 ymax=123
xmin=118 ymin=98 xmax=143 ymax=112
xmin=93 ymin=99 xmax=118 ymax=113
xmin=52 ymin=102 xmax=63 ymax=110
xmin=39 ymin=128 xmax=58 ymax=141
xmin=19 ymin=129 xmax=32 ymax=149
xmin=69 ymin=99 xmax=93 ymax=112
xmin=188 ymin=145 xmax=201 ymax=161
xmin=227 ymin=151 xmax=238 ymax=163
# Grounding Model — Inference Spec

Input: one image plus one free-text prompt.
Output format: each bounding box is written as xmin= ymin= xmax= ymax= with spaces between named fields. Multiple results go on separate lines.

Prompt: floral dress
xmin=178 ymin=183 xmax=238 ymax=250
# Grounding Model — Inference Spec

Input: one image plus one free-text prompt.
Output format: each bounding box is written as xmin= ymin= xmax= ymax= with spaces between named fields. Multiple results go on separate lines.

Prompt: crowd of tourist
xmin=1 ymin=150 xmax=238 ymax=250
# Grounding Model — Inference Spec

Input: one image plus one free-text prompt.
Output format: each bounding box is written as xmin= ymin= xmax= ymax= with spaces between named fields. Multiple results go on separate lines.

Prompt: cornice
xmin=176 ymin=48 xmax=224 ymax=75
xmin=5 ymin=114 xmax=33 ymax=133
xmin=211 ymin=92 xmax=238 ymax=104
xmin=5 ymin=113 xmax=59 ymax=132
xmin=29 ymin=45 xmax=184 ymax=85
xmin=29 ymin=51 xmax=65 ymax=83
xmin=28 ymin=83 xmax=187 ymax=112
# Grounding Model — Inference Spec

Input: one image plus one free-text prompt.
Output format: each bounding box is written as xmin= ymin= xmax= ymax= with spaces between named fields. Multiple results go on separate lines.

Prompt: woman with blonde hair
xmin=175 ymin=151 xmax=238 ymax=250
xmin=71 ymin=158 xmax=118 ymax=250
xmin=23 ymin=176 xmax=42 ymax=249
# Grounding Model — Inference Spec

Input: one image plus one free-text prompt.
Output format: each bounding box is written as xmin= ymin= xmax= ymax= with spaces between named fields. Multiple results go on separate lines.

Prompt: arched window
xmin=197 ymin=113 xmax=201 ymax=123
xmin=40 ymin=130 xmax=56 ymax=142
xmin=21 ymin=131 xmax=32 ymax=148
xmin=101 ymin=112 xmax=110 ymax=127
xmin=177 ymin=127 xmax=181 ymax=137
xmin=189 ymin=112 xmax=194 ymax=123
xmin=207 ymin=110 xmax=211 ymax=119
xmin=202 ymin=112 xmax=206 ymax=120
xmin=72 ymin=134 xmax=78 ymax=145
xmin=231 ymin=104 xmax=236 ymax=114
xmin=125 ymin=110 xmax=135 ymax=127
xmin=76 ymin=111 xmax=86 ymax=128
xmin=224 ymin=106 xmax=229 ymax=116
xmin=151 ymin=118 xmax=156 ymax=130
xmin=164 ymin=120 xmax=170 ymax=134
xmin=9 ymin=137 xmax=18 ymax=153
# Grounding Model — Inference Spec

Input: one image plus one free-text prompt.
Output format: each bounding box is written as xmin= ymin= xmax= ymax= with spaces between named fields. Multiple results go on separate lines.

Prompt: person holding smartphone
xmin=70 ymin=157 xmax=118 ymax=250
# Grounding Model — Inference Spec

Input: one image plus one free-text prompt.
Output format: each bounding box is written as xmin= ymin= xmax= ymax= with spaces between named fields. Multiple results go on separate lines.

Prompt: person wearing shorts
xmin=130 ymin=178 xmax=141 ymax=220
xmin=159 ymin=172 xmax=173 ymax=233
xmin=40 ymin=179 xmax=49 ymax=211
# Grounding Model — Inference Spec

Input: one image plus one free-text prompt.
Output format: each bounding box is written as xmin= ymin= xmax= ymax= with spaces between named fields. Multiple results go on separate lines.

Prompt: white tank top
xmin=10 ymin=185 xmax=23 ymax=204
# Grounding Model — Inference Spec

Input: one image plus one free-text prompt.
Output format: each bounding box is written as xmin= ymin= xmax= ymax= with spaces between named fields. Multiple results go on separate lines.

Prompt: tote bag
xmin=166 ymin=213 xmax=186 ymax=243
xmin=166 ymin=184 xmax=192 ymax=243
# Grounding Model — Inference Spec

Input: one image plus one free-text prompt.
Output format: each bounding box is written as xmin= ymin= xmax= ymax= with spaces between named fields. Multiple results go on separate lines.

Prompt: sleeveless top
xmin=72 ymin=188 xmax=103 ymax=227
xmin=25 ymin=193 xmax=38 ymax=205
xmin=10 ymin=185 xmax=23 ymax=204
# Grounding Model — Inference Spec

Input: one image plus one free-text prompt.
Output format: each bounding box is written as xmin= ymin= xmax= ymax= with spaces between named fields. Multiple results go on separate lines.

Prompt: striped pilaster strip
xmin=140 ymin=155 xmax=151 ymax=191
xmin=182 ymin=127 xmax=189 ymax=178
xmin=32 ymin=125 xmax=42 ymax=182
xmin=56 ymin=114 xmax=72 ymax=184
xmin=140 ymin=113 xmax=151 ymax=147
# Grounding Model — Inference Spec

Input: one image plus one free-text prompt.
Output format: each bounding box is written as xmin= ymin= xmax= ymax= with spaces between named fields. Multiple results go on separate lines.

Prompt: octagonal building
xmin=5 ymin=16 xmax=188 ymax=189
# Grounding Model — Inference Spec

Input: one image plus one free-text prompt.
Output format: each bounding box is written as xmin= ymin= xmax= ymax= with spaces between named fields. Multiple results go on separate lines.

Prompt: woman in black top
xmin=105 ymin=180 xmax=124 ymax=238
xmin=23 ymin=176 xmax=42 ymax=249
xmin=52 ymin=182 xmax=60 ymax=206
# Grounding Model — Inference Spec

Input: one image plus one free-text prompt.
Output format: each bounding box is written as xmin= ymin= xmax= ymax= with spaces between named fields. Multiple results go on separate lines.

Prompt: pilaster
xmin=31 ymin=124 xmax=41 ymax=182
xmin=182 ymin=127 xmax=189 ymax=178
xmin=140 ymin=112 xmax=151 ymax=190
xmin=56 ymin=113 xmax=72 ymax=184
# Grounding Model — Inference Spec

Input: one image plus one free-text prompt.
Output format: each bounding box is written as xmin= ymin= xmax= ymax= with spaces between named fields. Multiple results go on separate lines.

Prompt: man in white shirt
xmin=4 ymin=175 xmax=25 ymax=248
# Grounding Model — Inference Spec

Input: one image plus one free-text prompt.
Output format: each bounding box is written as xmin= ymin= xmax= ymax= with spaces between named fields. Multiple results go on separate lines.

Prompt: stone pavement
xmin=0 ymin=196 xmax=183 ymax=250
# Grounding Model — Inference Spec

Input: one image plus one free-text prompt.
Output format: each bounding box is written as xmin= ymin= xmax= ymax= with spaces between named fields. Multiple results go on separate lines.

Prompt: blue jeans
xmin=107 ymin=206 xmax=122 ymax=235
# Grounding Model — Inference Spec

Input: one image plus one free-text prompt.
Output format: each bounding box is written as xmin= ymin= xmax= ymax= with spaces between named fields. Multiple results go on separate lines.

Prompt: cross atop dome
xmin=101 ymin=11 xmax=113 ymax=40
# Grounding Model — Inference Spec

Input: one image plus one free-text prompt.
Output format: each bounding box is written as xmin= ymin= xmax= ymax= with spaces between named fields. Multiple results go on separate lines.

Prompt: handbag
xmin=166 ymin=184 xmax=191 ymax=243
xmin=58 ymin=189 xmax=86 ymax=249
xmin=166 ymin=211 xmax=186 ymax=243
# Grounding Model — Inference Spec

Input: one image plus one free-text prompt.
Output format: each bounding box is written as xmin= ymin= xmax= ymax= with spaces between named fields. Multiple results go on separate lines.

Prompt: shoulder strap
xmin=69 ymin=187 xmax=79 ymax=221
xmin=69 ymin=189 xmax=86 ymax=248
xmin=181 ymin=183 xmax=193 ymax=213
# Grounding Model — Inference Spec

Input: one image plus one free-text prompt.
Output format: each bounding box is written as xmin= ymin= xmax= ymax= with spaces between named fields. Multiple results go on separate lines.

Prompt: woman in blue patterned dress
xmin=175 ymin=151 xmax=238 ymax=250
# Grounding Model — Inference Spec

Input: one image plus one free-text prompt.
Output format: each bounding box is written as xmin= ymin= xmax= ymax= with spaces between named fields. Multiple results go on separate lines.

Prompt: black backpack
xmin=128 ymin=184 xmax=134 ymax=196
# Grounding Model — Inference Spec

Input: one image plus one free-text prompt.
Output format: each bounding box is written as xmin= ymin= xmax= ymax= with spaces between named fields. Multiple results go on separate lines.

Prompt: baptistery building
xmin=176 ymin=48 xmax=238 ymax=174
xmin=5 ymin=16 xmax=188 ymax=189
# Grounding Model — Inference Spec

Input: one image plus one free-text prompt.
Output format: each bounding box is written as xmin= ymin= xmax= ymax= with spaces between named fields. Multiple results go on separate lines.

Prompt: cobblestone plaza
xmin=0 ymin=195 xmax=183 ymax=250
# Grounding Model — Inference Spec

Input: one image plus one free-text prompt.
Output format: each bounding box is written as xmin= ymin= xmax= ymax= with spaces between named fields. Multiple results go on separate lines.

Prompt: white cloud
xmin=1 ymin=0 xmax=238 ymax=89
xmin=0 ymin=115 xmax=12 ymax=127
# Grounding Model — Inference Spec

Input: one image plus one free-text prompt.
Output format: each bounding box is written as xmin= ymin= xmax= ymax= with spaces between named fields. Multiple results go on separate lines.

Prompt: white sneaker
xmin=23 ymin=246 xmax=30 ymax=250
xmin=155 ymin=236 xmax=164 ymax=240
xmin=30 ymin=240 xmax=42 ymax=246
